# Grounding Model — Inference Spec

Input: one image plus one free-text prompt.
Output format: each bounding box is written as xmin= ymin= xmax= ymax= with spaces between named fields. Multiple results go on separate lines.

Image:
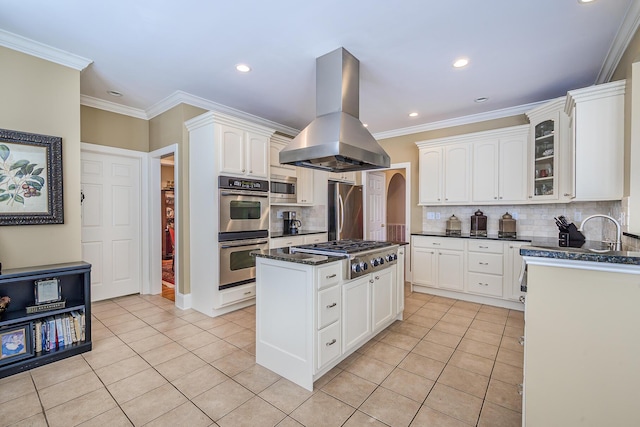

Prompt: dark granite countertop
xmin=521 ymin=238 xmax=640 ymax=265
xmin=270 ymin=230 xmax=328 ymax=239
xmin=411 ymin=231 xmax=533 ymax=242
xmin=251 ymin=247 xmax=344 ymax=266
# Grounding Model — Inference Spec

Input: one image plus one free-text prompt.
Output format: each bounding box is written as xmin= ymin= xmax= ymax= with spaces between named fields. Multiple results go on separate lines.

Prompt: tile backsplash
xmin=422 ymin=201 xmax=622 ymax=240
xmin=270 ymin=205 xmax=326 ymax=234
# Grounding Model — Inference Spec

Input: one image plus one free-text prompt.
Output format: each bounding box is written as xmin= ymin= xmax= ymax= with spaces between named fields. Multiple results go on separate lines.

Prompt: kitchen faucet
xmin=577 ymin=214 xmax=622 ymax=251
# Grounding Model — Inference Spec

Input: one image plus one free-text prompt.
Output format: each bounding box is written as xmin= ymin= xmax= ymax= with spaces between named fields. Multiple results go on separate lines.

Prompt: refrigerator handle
xmin=338 ymin=194 xmax=344 ymax=234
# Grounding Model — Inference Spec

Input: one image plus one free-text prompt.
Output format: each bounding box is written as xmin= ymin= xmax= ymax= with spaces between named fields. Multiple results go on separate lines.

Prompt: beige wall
xmin=378 ymin=115 xmax=528 ymax=233
xmin=0 ymin=47 xmax=82 ymax=268
xmin=81 ymin=105 xmax=148 ymax=151
xmin=384 ymin=170 xmax=406 ymax=224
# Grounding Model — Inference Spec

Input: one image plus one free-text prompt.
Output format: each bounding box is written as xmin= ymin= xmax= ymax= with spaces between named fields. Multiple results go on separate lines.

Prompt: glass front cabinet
xmin=526 ymin=98 xmax=567 ymax=202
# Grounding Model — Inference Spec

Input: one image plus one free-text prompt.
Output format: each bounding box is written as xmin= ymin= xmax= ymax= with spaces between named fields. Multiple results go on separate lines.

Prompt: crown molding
xmin=81 ymin=95 xmax=148 ymax=119
xmin=0 ymin=29 xmax=92 ymax=71
xmin=146 ymin=90 xmax=300 ymax=136
xmin=596 ymin=0 xmax=640 ymax=84
xmin=373 ymin=101 xmax=546 ymax=140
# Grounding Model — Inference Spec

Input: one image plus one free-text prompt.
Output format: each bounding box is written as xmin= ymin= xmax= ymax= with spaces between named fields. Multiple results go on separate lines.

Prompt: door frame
xmin=148 ymin=144 xmax=185 ymax=307
xmin=362 ymin=161 xmax=412 ymax=280
xmin=80 ymin=142 xmax=149 ymax=297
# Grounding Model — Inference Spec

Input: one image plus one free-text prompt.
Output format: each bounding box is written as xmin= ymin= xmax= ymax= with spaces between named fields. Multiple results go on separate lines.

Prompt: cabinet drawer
xmin=317 ymin=262 xmax=342 ymax=290
xmin=304 ymin=233 xmax=328 ymax=244
xmin=467 ymin=240 xmax=504 ymax=254
xmin=270 ymin=235 xmax=305 ymax=249
xmin=318 ymin=286 xmax=340 ymax=329
xmin=468 ymin=252 xmax=503 ymax=275
xmin=468 ymin=272 xmax=503 ymax=297
xmin=412 ymin=236 xmax=464 ymax=251
xmin=219 ymin=283 xmax=255 ymax=307
xmin=317 ymin=321 xmax=341 ymax=371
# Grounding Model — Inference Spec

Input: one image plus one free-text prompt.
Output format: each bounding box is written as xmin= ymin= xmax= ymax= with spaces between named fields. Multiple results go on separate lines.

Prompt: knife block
xmin=559 ymin=223 xmax=585 ymax=247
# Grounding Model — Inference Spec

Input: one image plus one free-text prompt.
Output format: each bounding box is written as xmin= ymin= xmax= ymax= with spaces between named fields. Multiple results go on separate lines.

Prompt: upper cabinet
xmin=219 ymin=123 xmax=271 ymax=179
xmin=471 ymin=126 xmax=528 ymax=203
xmin=417 ymin=142 xmax=470 ymax=205
xmin=525 ymin=98 xmax=569 ymax=202
xmin=297 ymin=167 xmax=314 ymax=204
xmin=270 ymin=134 xmax=297 ymax=178
xmin=565 ymin=80 xmax=625 ymax=201
xmin=328 ymin=171 xmax=357 ymax=184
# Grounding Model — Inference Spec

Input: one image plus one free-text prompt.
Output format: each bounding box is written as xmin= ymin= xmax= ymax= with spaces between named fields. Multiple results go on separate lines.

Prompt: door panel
xmin=81 ymin=151 xmax=141 ymax=301
xmin=367 ymin=172 xmax=386 ymax=241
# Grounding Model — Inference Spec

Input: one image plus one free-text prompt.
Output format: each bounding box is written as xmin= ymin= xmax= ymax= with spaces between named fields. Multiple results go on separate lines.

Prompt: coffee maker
xmin=283 ymin=211 xmax=302 ymax=235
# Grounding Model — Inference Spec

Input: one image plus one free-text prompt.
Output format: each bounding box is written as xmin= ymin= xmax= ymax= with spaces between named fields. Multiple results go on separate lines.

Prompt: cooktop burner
xmin=293 ymin=239 xmax=393 ymax=254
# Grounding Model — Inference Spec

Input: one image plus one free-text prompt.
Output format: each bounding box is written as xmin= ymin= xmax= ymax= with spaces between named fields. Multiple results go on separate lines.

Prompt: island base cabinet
xmin=372 ymin=268 xmax=395 ymax=333
xmin=317 ymin=321 xmax=341 ymax=370
xmin=342 ymin=276 xmax=371 ymax=354
xmin=524 ymin=263 xmax=640 ymax=425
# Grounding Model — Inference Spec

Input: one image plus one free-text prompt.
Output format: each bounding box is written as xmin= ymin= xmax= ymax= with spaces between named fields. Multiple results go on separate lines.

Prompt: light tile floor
xmin=0 ymin=286 xmax=524 ymax=427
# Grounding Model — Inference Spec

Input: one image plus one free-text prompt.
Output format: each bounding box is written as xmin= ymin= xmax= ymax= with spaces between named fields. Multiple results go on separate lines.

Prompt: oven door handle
xmin=220 ymin=240 xmax=268 ymax=249
xmin=220 ymin=190 xmax=268 ymax=198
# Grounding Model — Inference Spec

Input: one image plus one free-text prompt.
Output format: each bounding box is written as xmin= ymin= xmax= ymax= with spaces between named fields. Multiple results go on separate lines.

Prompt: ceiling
xmin=0 ymin=0 xmax=637 ymax=137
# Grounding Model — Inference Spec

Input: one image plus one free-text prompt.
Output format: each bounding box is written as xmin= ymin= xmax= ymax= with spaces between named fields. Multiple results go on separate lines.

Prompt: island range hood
xmin=279 ymin=47 xmax=390 ymax=172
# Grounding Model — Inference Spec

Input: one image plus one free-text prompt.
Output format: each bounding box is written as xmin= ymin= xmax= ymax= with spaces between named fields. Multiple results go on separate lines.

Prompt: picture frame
xmin=0 ymin=128 xmax=63 ymax=225
xmin=0 ymin=323 xmax=33 ymax=366
xmin=34 ymin=278 xmax=62 ymax=305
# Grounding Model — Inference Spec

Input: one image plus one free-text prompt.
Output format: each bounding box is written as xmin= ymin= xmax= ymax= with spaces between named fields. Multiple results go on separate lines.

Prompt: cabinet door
xmin=297 ymin=167 xmax=314 ymax=204
xmin=529 ymin=115 xmax=559 ymax=201
xmin=270 ymin=140 xmax=296 ymax=178
xmin=444 ymin=144 xmax=469 ymax=203
xmin=437 ymin=249 xmax=464 ymax=290
xmin=396 ymin=247 xmax=405 ymax=315
xmin=246 ymin=132 xmax=269 ymax=178
xmin=411 ymin=247 xmax=436 ymax=287
xmin=505 ymin=243 xmax=525 ymax=301
xmin=218 ymin=124 xmax=245 ymax=175
xmin=499 ymin=135 xmax=527 ymax=202
xmin=419 ymin=147 xmax=442 ymax=204
xmin=342 ymin=276 xmax=372 ymax=353
xmin=371 ymin=268 xmax=395 ymax=333
xmin=472 ymin=140 xmax=499 ymax=202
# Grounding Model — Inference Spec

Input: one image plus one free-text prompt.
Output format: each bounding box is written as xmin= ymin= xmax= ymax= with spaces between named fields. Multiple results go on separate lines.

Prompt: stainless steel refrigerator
xmin=328 ymin=181 xmax=363 ymax=241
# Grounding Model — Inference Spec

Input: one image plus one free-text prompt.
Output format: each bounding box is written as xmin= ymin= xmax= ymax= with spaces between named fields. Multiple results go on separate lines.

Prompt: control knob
xmin=351 ymin=263 xmax=361 ymax=273
xmin=371 ymin=258 xmax=379 ymax=267
xmin=379 ymin=257 xmax=385 ymax=265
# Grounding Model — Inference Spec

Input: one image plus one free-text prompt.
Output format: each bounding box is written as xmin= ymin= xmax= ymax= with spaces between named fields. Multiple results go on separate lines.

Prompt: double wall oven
xmin=218 ymin=176 xmax=269 ymax=290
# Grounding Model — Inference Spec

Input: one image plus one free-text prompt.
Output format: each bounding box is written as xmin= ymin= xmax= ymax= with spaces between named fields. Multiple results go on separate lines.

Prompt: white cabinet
xmin=525 ymin=98 xmax=569 ymax=201
xmin=329 ymin=171 xmax=357 ymax=183
xmin=219 ymin=123 xmax=270 ymax=179
xmin=342 ymin=275 xmax=371 ymax=353
xmin=472 ymin=126 xmax=528 ymax=203
xmin=411 ymin=235 xmax=525 ymax=310
xmin=396 ymin=246 xmax=405 ymax=315
xmin=270 ymin=235 xmax=305 ymax=249
xmin=304 ymin=233 xmax=328 ymax=244
xmin=411 ymin=236 xmax=464 ymax=290
xmin=505 ymin=242 xmax=525 ymax=302
xmin=270 ymin=135 xmax=296 ymax=178
xmin=416 ymin=140 xmax=470 ymax=205
xmin=297 ymin=167 xmax=314 ymax=204
xmin=371 ymin=268 xmax=395 ymax=333
xmin=565 ymin=80 xmax=625 ymax=201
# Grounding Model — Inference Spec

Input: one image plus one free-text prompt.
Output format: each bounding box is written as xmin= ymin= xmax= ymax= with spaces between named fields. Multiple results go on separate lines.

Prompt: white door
xmin=81 ymin=151 xmax=141 ymax=301
xmin=367 ymin=172 xmax=386 ymax=241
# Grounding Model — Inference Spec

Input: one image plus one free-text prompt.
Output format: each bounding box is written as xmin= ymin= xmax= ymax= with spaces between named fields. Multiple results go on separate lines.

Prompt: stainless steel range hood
xmin=279 ymin=47 xmax=390 ymax=172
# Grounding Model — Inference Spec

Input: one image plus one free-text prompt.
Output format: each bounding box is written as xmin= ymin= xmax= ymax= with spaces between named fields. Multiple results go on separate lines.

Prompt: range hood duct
xmin=279 ymin=47 xmax=390 ymax=172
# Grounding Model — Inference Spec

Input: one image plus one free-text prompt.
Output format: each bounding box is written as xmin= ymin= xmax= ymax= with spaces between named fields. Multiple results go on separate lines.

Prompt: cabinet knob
xmin=242 ymin=169 xmax=246 ymax=173
xmin=564 ymin=193 xmax=571 ymax=197
xmin=519 ymin=295 xmax=526 ymax=303
xmin=375 ymin=276 xmax=380 ymax=280
xmin=529 ymin=195 xmax=533 ymax=198
xmin=518 ymin=336 xmax=525 ymax=346
xmin=369 ymin=279 xmax=374 ymax=284
xmin=249 ymin=170 xmax=253 ymax=173
xmin=494 ymin=197 xmax=497 ymax=200
xmin=499 ymin=196 xmax=503 ymax=199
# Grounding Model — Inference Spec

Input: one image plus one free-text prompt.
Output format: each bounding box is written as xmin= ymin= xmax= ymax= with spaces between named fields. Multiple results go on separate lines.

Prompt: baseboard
xmin=175 ymin=292 xmax=192 ymax=310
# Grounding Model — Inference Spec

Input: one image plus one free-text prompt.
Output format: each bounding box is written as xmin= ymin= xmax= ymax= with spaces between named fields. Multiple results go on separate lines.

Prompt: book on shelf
xmin=55 ymin=316 xmax=65 ymax=348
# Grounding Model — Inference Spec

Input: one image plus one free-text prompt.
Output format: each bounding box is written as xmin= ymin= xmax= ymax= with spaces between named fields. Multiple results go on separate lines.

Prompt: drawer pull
xmin=326 ymin=302 xmax=337 ymax=309
xmin=479 ymin=245 xmax=489 ymax=249
xmin=326 ymin=339 xmax=337 ymax=347
xmin=479 ymin=262 xmax=489 ymax=266
xmin=432 ymin=242 xmax=441 ymax=246
xmin=326 ymin=273 xmax=337 ymax=279
xmin=478 ymin=282 xmax=488 ymax=286
xmin=243 ymin=291 xmax=253 ymax=295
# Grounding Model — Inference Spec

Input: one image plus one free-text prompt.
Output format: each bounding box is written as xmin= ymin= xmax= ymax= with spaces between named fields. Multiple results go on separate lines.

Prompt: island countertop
xmin=251 ymin=247 xmax=344 ymax=266
xmin=520 ymin=238 xmax=640 ymax=265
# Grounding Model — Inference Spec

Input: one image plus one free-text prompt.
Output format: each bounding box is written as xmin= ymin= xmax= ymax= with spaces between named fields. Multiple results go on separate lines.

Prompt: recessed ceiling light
xmin=578 ymin=0 xmax=596 ymax=3
xmin=409 ymin=112 xmax=419 ymax=117
xmin=474 ymin=97 xmax=489 ymax=103
xmin=107 ymin=90 xmax=123 ymax=97
xmin=236 ymin=64 xmax=251 ymax=73
xmin=453 ymin=58 xmax=469 ymax=68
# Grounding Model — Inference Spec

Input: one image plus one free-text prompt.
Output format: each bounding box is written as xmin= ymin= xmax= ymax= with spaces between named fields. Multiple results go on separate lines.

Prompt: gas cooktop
xmin=292 ymin=239 xmax=393 ymax=255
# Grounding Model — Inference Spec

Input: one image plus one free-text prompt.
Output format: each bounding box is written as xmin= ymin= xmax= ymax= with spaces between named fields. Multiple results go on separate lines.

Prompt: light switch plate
xmin=427 ymin=212 xmax=435 ymax=220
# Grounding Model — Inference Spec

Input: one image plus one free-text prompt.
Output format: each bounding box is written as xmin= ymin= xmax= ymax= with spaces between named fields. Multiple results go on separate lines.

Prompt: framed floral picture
xmin=0 ymin=128 xmax=63 ymax=225
xmin=0 ymin=323 xmax=34 ymax=366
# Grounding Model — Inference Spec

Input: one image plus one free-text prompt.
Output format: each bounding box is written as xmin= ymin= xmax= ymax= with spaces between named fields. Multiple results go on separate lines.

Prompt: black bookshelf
xmin=0 ymin=261 xmax=91 ymax=378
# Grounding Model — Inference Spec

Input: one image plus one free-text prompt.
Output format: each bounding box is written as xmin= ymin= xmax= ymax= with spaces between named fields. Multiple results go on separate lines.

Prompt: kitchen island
xmin=252 ymin=243 xmax=405 ymax=391
xmin=520 ymin=241 xmax=640 ymax=426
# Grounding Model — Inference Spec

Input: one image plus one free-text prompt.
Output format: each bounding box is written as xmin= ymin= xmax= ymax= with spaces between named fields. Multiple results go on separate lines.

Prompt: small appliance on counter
xmin=470 ymin=210 xmax=487 ymax=237
xmin=445 ymin=215 xmax=462 ymax=236
xmin=283 ymin=211 xmax=302 ymax=235
xmin=555 ymin=215 xmax=585 ymax=247
xmin=499 ymin=212 xmax=517 ymax=238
